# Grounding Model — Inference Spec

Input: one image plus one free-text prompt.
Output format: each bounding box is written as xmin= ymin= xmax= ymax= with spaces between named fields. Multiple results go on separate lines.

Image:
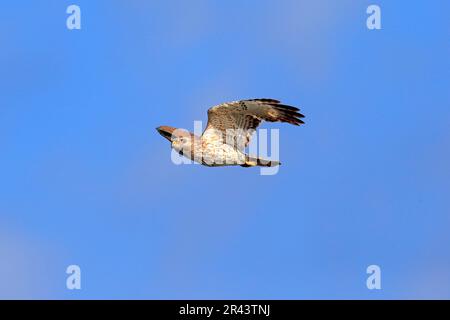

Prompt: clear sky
xmin=0 ymin=0 xmax=449 ymax=299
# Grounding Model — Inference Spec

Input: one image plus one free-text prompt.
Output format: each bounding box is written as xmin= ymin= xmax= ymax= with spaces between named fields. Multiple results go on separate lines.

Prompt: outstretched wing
xmin=203 ymin=98 xmax=304 ymax=150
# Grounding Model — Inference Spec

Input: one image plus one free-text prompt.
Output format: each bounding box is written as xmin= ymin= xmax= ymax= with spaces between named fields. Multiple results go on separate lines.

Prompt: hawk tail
xmin=241 ymin=156 xmax=281 ymax=167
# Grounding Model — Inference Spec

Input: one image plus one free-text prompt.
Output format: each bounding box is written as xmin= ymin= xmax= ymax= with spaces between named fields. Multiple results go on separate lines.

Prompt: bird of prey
xmin=156 ymin=99 xmax=304 ymax=167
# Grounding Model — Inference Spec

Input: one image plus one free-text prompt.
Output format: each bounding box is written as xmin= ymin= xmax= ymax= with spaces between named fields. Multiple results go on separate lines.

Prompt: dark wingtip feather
xmin=279 ymin=111 xmax=305 ymax=126
xmin=247 ymin=98 xmax=281 ymax=104
xmin=271 ymin=103 xmax=300 ymax=112
xmin=247 ymin=98 xmax=305 ymax=126
xmin=272 ymin=103 xmax=305 ymax=126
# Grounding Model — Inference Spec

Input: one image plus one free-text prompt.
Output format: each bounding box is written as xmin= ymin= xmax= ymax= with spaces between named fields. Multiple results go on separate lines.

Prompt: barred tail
xmin=241 ymin=156 xmax=281 ymax=167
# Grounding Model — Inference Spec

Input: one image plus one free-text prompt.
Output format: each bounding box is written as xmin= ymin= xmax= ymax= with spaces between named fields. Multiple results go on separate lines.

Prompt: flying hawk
xmin=156 ymin=99 xmax=304 ymax=167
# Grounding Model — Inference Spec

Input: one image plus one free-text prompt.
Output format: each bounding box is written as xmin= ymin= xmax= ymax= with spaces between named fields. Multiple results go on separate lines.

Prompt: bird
xmin=156 ymin=98 xmax=304 ymax=167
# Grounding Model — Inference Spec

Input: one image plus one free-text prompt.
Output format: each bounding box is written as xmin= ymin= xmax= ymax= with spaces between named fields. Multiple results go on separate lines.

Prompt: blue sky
xmin=0 ymin=0 xmax=449 ymax=299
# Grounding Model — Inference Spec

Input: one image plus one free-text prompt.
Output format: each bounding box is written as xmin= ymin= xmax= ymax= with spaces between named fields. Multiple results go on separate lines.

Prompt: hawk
xmin=156 ymin=99 xmax=304 ymax=167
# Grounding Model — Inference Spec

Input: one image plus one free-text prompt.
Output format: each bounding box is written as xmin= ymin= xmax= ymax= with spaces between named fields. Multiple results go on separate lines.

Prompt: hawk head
xmin=156 ymin=126 xmax=196 ymax=152
xmin=156 ymin=126 xmax=177 ymax=142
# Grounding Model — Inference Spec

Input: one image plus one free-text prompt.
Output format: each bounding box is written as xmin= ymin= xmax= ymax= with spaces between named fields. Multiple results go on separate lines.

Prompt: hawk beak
xmin=156 ymin=126 xmax=176 ymax=142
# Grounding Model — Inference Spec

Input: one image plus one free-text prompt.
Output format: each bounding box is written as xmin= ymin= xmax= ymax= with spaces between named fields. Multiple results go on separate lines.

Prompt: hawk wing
xmin=203 ymin=99 xmax=304 ymax=151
